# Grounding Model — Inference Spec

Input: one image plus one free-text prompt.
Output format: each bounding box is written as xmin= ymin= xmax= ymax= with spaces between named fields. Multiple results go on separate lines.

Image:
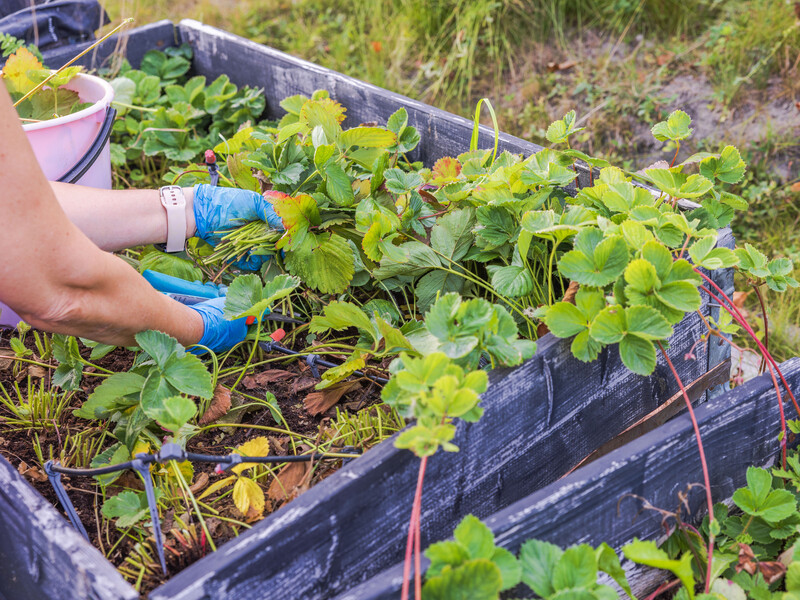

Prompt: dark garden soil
xmin=0 ymin=326 xmax=387 ymax=595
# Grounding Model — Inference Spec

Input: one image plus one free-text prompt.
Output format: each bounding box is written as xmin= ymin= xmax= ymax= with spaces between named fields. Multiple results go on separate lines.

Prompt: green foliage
xmin=223 ymin=273 xmax=300 ymax=321
xmin=102 ymin=489 xmax=161 ymax=528
xmin=622 ymin=539 xmax=696 ymax=599
xmin=651 ymin=110 xmax=694 ymax=142
xmin=385 ymin=352 xmax=488 ymax=456
xmin=75 ymin=331 xmax=212 ymax=451
xmin=52 ymin=334 xmax=83 ymax=391
xmin=105 ymin=45 xmax=267 ymax=185
xmin=425 ymin=515 xmax=520 ymax=594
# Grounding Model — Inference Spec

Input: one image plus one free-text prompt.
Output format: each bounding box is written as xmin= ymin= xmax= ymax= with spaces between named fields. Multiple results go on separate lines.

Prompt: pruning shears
xmin=142 ymin=270 xmax=302 ymax=324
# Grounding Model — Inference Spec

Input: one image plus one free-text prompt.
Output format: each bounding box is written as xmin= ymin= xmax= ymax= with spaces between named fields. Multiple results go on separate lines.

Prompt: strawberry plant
xmin=2 ymin=47 xmax=89 ymax=121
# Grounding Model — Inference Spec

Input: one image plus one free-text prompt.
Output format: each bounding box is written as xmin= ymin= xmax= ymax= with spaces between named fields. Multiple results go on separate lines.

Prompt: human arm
xmin=49 ymin=181 xmax=197 ymax=252
xmin=49 ymin=181 xmax=283 ymax=256
xmin=0 ymin=85 xmax=205 ymax=347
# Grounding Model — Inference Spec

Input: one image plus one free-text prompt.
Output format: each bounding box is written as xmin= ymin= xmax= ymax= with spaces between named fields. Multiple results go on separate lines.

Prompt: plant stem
xmin=401 ymin=455 xmax=428 ymax=600
xmin=657 ymin=342 xmax=713 ymax=594
xmin=670 ymin=140 xmax=680 ymax=168
xmin=697 ymin=273 xmax=800 ymax=416
xmin=752 ymin=283 xmax=769 ymax=374
xmin=228 ymin=320 xmax=263 ymax=393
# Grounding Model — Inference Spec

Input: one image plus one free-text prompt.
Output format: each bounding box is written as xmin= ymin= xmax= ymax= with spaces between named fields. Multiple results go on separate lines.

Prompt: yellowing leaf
xmin=197 ymin=474 xmax=236 ymax=500
xmin=2 ymin=47 xmax=43 ymax=95
xmin=430 ymin=157 xmax=462 ymax=185
xmin=232 ymin=476 xmax=265 ymax=517
xmin=232 ymin=436 xmax=270 ymax=474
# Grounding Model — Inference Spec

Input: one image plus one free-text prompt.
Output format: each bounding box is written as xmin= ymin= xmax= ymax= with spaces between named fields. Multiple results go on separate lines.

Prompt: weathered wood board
xmin=0 ymin=456 xmax=137 ymax=600
xmin=335 ymin=358 xmax=800 ymax=600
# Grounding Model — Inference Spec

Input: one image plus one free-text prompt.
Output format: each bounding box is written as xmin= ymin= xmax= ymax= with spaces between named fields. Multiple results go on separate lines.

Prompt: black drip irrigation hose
xmin=45 ymin=442 xmax=360 ymax=575
xmin=258 ymin=340 xmax=390 ymax=384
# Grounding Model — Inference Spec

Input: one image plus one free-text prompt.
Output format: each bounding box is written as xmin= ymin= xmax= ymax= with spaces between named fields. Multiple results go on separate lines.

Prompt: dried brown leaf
xmin=736 ymin=543 xmax=758 ymax=575
xmin=547 ymin=60 xmax=576 ymax=72
xmin=562 ymin=280 xmax=579 ymax=305
xmin=304 ymin=380 xmax=361 ymax=416
xmin=268 ymin=461 xmax=311 ymax=502
xmin=188 ymin=472 xmax=209 ymax=494
xmin=199 ymin=385 xmax=232 ymax=426
xmin=27 ymin=365 xmax=46 ymax=378
xmin=293 ymin=376 xmax=317 ymax=394
xmin=243 ymin=370 xmax=295 ymax=389
xmin=759 ymin=560 xmax=787 ymax=585
xmin=17 ymin=461 xmax=47 ymax=482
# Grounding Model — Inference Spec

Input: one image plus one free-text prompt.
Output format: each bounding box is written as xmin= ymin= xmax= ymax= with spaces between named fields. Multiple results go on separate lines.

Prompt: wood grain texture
xmin=0 ymin=457 xmax=137 ymax=600
xmin=336 ymin=358 xmax=800 ymax=600
xmin=40 ymin=20 xmax=178 ymax=71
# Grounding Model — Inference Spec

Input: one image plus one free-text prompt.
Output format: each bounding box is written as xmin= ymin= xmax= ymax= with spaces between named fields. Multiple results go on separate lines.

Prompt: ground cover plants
xmin=422 ymin=463 xmax=800 ymax=600
xmin=1 ymin=38 xmax=800 ymax=598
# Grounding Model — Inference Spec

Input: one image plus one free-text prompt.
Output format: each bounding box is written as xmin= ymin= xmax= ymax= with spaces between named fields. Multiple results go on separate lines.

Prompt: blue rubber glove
xmin=142 ymin=270 xmax=225 ymax=299
xmin=193 ymin=184 xmax=284 ymax=271
xmin=187 ymin=297 xmax=249 ymax=354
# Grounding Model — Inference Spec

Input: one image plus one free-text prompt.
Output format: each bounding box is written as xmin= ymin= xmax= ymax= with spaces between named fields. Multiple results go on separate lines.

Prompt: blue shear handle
xmin=142 ymin=270 xmax=224 ymax=299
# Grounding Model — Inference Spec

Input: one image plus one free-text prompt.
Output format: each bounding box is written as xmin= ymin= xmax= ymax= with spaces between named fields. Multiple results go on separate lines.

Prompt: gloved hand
xmin=193 ymin=184 xmax=285 ymax=271
xmin=187 ymin=296 xmax=249 ymax=354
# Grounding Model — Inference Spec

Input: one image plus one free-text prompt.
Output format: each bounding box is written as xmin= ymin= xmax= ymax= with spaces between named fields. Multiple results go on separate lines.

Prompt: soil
xmin=0 ymin=326 xmax=387 ymax=596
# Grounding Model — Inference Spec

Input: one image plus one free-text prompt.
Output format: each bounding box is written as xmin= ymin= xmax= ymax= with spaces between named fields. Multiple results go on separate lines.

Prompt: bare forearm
xmin=0 ymin=86 xmax=204 ymax=347
xmin=50 ymin=182 xmax=197 ymax=252
xmin=21 ymin=252 xmax=206 ymax=347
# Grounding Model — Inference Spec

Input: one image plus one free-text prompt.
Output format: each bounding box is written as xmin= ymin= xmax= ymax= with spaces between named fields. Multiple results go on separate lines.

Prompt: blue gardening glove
xmin=193 ymin=184 xmax=285 ymax=271
xmin=187 ymin=296 xmax=249 ymax=354
xmin=142 ymin=270 xmax=225 ymax=299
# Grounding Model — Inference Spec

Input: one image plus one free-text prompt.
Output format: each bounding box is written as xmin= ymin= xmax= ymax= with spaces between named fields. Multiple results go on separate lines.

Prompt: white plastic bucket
xmin=1 ymin=73 xmax=115 ymax=329
xmin=23 ymin=72 xmax=115 ymax=188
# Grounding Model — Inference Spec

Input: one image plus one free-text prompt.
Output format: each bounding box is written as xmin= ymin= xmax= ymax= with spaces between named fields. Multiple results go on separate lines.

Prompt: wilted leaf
xmin=268 ymin=461 xmax=310 ymax=502
xmin=232 ymin=436 xmax=271 ymax=474
xmin=198 ymin=385 xmax=232 ymax=426
xmin=304 ymin=380 xmax=361 ymax=415
xmin=242 ymin=369 xmax=294 ymax=390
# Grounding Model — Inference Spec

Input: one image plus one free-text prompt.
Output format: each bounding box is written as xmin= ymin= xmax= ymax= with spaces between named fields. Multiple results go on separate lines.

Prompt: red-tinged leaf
xmin=430 ymin=157 xmax=462 ymax=185
xmin=198 ymin=385 xmax=232 ymax=425
xmin=303 ymin=380 xmax=361 ymax=416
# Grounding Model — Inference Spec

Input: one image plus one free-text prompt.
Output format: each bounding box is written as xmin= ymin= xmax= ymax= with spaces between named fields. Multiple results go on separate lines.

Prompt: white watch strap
xmin=160 ymin=185 xmax=186 ymax=253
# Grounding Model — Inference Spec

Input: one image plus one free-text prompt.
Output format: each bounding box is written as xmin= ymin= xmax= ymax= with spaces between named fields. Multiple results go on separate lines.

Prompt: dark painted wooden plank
xmin=0 ymin=456 xmax=138 ymax=600
xmin=335 ymin=358 xmax=800 ymax=600
xmin=152 ymin=301 xmax=716 ymax=600
xmin=39 ymin=19 xmax=178 ymax=70
xmin=174 ymin=20 xmax=595 ymax=194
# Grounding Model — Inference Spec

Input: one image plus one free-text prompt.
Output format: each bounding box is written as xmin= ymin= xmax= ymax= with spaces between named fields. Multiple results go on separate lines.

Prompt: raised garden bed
xmin=0 ymin=19 xmax=745 ymax=600
xmin=336 ymin=357 xmax=800 ymax=600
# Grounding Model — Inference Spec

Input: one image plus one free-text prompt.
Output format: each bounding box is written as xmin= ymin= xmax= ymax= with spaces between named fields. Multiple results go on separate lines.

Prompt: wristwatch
xmin=159 ymin=185 xmax=186 ymax=253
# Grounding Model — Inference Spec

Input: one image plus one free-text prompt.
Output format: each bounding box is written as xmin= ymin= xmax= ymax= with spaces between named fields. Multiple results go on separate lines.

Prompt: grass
xmin=98 ymin=0 xmax=800 ymax=360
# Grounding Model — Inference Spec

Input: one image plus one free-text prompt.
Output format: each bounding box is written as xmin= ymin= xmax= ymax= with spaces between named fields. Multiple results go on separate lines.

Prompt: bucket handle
xmin=57 ymin=106 xmax=117 ymax=184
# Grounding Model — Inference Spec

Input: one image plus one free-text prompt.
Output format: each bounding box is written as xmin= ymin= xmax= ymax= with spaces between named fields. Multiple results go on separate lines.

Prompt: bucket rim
xmin=21 ymin=71 xmax=114 ymax=132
